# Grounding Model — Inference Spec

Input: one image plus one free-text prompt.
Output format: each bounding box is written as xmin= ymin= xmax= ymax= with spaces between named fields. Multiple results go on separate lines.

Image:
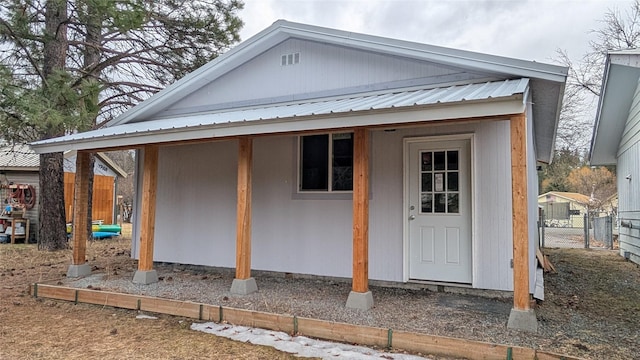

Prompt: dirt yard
xmin=1 ymin=229 xmax=639 ymax=359
xmin=0 ymin=231 xmax=300 ymax=359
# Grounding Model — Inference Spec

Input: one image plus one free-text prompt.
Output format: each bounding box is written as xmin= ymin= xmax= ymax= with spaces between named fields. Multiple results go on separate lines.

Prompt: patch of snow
xmin=191 ymin=322 xmax=431 ymax=359
xmin=136 ymin=314 xmax=158 ymax=320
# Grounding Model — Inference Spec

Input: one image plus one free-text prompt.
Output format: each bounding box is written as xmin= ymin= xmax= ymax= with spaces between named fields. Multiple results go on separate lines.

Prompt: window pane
xmin=332 ymin=133 xmax=353 ymax=191
xmin=447 ymin=194 xmax=459 ymax=213
xmin=421 ymin=172 xmax=432 ymax=192
xmin=447 ymin=151 xmax=458 ymax=170
xmin=434 ymin=151 xmax=445 ymax=170
xmin=434 ymin=172 xmax=444 ymax=192
xmin=421 ymin=152 xmax=432 ymax=171
xmin=447 ymin=172 xmax=458 ymax=191
xmin=301 ymin=135 xmax=329 ymax=190
xmin=421 ymin=193 xmax=433 ymax=213
xmin=434 ymin=193 xmax=446 ymax=213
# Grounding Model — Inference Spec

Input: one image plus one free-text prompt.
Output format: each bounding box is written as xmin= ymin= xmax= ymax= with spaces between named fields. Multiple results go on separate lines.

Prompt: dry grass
xmin=0 ymin=227 xmax=301 ymax=360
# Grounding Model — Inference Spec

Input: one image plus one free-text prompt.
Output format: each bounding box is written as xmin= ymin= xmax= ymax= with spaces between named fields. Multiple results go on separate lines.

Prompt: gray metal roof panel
xmin=32 ymin=79 xmax=529 ymax=149
xmin=0 ymin=144 xmax=40 ymax=169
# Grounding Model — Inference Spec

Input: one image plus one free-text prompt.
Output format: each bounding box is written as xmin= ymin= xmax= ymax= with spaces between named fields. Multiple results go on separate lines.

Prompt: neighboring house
xmin=31 ymin=21 xmax=567 ymax=331
xmin=590 ymin=49 xmax=640 ymax=265
xmin=0 ymin=144 xmax=127 ymax=242
xmin=538 ymin=191 xmax=590 ymax=228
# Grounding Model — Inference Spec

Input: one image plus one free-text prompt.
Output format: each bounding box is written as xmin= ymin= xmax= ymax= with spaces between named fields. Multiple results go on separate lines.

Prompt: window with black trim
xmin=299 ymin=133 xmax=353 ymax=192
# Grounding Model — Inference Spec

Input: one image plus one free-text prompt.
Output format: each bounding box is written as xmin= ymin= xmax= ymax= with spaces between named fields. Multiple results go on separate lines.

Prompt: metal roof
xmin=31 ymin=79 xmax=529 ymax=153
xmin=0 ymin=143 xmax=127 ymax=177
xmin=0 ymin=144 xmax=40 ymax=170
xmin=590 ymin=51 xmax=640 ymax=165
xmin=107 ymin=20 xmax=566 ymax=128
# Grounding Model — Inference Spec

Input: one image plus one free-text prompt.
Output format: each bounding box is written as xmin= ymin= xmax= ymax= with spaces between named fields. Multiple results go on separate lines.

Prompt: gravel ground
xmin=60 ymin=248 xmax=640 ymax=360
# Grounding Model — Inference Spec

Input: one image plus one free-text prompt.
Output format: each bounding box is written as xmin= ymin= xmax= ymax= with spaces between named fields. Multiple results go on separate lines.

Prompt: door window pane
xmin=447 ymin=172 xmax=458 ymax=191
xmin=421 ymin=172 xmax=432 ymax=192
xmin=447 ymin=194 xmax=459 ymax=213
xmin=447 ymin=151 xmax=458 ymax=170
xmin=421 ymin=193 xmax=433 ymax=213
xmin=434 ymin=151 xmax=445 ymax=170
xmin=434 ymin=193 xmax=446 ymax=213
xmin=422 ymin=152 xmax=432 ymax=171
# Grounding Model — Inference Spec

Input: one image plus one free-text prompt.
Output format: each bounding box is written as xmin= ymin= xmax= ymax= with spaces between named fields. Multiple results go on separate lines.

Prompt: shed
xmin=0 ymin=144 xmax=127 ymax=242
xmin=30 ymin=21 xmax=567 ymax=332
xmin=590 ymin=49 xmax=640 ymax=265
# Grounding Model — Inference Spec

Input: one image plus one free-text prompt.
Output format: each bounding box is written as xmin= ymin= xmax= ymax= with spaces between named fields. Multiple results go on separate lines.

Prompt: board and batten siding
xmin=617 ymin=134 xmax=640 ymax=265
xmin=161 ymin=38 xmax=485 ymax=116
xmin=146 ymin=119 xmax=520 ymax=291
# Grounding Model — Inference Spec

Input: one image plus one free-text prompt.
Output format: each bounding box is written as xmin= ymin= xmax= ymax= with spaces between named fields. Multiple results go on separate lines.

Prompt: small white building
xmin=591 ymin=49 xmax=640 ymax=265
xmin=31 ymin=21 xmax=567 ymax=331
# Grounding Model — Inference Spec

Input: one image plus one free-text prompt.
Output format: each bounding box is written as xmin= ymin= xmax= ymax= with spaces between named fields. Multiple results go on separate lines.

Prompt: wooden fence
xmin=30 ymin=284 xmax=582 ymax=360
xmin=64 ymin=173 xmax=115 ymax=224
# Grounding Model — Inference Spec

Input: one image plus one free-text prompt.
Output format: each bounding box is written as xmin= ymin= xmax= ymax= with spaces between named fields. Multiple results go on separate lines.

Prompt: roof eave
xmin=31 ymin=97 xmax=525 ymax=154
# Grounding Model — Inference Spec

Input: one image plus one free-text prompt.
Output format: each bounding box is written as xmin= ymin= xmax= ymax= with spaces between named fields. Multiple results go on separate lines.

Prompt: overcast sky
xmin=238 ymin=0 xmax=631 ymax=65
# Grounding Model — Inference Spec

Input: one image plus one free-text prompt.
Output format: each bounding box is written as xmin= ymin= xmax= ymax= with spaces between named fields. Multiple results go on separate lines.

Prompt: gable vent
xmin=281 ymin=52 xmax=300 ymax=66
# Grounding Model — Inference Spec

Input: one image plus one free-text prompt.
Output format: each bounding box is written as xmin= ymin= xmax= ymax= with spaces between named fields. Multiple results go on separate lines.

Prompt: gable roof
xmin=31 ymin=20 xmax=567 ymax=162
xmin=538 ymin=191 xmax=591 ymax=205
xmin=0 ymin=143 xmax=127 ymax=177
xmin=590 ymin=49 xmax=640 ymax=165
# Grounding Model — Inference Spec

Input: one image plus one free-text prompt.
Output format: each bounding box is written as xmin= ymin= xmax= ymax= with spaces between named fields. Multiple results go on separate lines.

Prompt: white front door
xmin=407 ymin=137 xmax=472 ymax=283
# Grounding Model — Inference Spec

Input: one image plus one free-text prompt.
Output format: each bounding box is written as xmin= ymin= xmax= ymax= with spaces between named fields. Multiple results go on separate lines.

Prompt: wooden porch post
xmin=133 ymin=145 xmax=159 ymax=284
xmin=230 ymin=136 xmax=258 ymax=295
xmin=346 ymin=128 xmax=374 ymax=310
xmin=507 ymin=113 xmax=537 ymax=332
xmin=67 ymin=151 xmax=92 ymax=277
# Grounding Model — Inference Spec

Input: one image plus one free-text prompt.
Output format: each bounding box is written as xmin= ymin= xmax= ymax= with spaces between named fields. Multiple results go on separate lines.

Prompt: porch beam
xmin=346 ymin=128 xmax=373 ymax=310
xmin=67 ymin=151 xmax=92 ymax=278
xmin=133 ymin=145 xmax=159 ymax=284
xmin=231 ymin=136 xmax=257 ymax=295
xmin=507 ymin=113 xmax=537 ymax=332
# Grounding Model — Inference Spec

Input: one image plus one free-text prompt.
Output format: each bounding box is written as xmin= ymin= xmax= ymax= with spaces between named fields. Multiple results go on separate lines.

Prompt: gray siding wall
xmin=3 ymin=171 xmax=39 ymax=243
xmin=617 ymin=140 xmax=640 ymax=265
xmin=162 ymin=38 xmax=486 ymax=116
xmin=616 ymin=78 xmax=640 ymax=265
xmin=148 ymin=119 xmax=517 ymax=291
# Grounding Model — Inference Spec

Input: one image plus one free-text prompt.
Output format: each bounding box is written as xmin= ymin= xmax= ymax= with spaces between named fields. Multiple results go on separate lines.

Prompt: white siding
xmin=147 ymin=119 xmax=516 ymax=291
xmin=162 ymin=39 xmax=486 ymax=115
xmin=618 ymin=77 xmax=640 ymax=156
xmin=63 ymin=154 xmax=119 ymax=177
xmin=526 ymin=108 xmax=539 ymax=294
xmin=617 ymin=140 xmax=640 ymax=265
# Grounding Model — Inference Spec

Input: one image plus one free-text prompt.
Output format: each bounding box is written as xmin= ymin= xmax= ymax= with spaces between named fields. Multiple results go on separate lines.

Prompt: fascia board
xmin=31 ymin=98 xmax=524 ymax=154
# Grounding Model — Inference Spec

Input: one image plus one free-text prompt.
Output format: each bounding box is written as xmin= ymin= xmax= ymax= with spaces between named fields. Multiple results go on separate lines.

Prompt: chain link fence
xmin=539 ymin=210 xmax=614 ymax=249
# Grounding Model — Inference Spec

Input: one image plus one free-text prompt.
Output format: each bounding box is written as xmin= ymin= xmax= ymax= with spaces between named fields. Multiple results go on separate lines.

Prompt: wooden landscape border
xmin=30 ymin=283 xmax=582 ymax=360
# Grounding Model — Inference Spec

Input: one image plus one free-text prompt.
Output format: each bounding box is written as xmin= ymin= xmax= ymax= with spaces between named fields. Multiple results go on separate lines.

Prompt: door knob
xmin=409 ymin=215 xmax=416 ymax=220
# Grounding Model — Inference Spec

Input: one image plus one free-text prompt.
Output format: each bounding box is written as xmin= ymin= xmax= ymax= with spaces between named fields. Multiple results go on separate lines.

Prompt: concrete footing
xmin=230 ymin=277 xmax=258 ymax=295
xmin=345 ymin=290 xmax=374 ymax=310
xmin=66 ymin=263 xmax=91 ymax=278
xmin=133 ymin=270 xmax=158 ymax=285
xmin=507 ymin=308 xmax=538 ymax=332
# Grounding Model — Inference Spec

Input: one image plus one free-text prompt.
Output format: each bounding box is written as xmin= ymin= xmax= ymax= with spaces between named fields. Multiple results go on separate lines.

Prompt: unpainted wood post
xmin=72 ymin=151 xmax=92 ymax=265
xmin=236 ymin=137 xmax=253 ymax=280
xmin=352 ymin=128 xmax=370 ymax=293
xmin=510 ymin=114 xmax=530 ymax=311
xmin=139 ymin=145 xmax=159 ymax=271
